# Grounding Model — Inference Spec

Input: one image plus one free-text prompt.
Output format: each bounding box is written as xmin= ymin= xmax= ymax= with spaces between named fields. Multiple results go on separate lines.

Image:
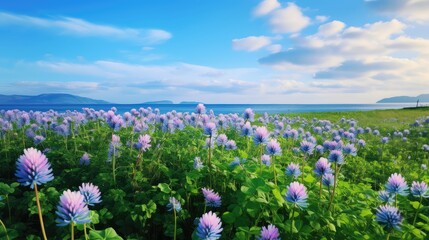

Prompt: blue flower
xmin=285 ymin=163 xmax=301 ymax=178
xmin=167 ymin=197 xmax=182 ymax=212
xmin=257 ymin=224 xmax=280 ymax=240
xmin=196 ymin=211 xmax=223 ymax=240
xmin=79 ymin=183 xmax=102 ymax=206
xmin=328 ymin=150 xmax=344 ymax=165
xmin=376 ymin=205 xmax=403 ymax=231
xmin=385 ymin=173 xmax=409 ymax=196
xmin=15 ymin=148 xmax=54 ymax=188
xmin=285 ymin=182 xmax=308 ymax=209
xmin=56 ymin=190 xmax=91 ymax=226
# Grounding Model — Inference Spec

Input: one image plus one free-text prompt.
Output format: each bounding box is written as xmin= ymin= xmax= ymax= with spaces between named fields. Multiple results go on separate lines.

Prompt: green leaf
xmin=410 ymin=201 xmax=422 ymax=210
xmin=222 ymin=211 xmax=236 ymax=224
xmin=89 ymin=227 xmax=123 ymax=240
xmin=327 ymin=222 xmax=336 ymax=232
xmin=272 ymin=188 xmax=285 ymax=205
xmin=157 ymin=183 xmax=171 ymax=193
xmin=360 ymin=209 xmax=372 ymax=217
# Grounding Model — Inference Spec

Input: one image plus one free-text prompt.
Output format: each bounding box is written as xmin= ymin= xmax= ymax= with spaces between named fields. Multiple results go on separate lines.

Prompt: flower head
xmin=322 ymin=173 xmax=334 ymax=189
xmin=285 ymin=182 xmax=308 ymax=209
xmin=196 ymin=211 xmax=223 ymax=240
xmin=261 ymin=154 xmax=271 ymax=166
xmin=202 ymin=188 xmax=221 ymax=208
xmin=225 ymin=140 xmax=237 ymax=150
xmin=167 ymin=197 xmax=182 ymax=212
xmin=381 ymin=137 xmax=389 ymax=144
xmin=328 ymin=150 xmax=344 ymax=165
xmin=300 ymin=141 xmax=315 ymax=155
xmin=15 ymin=147 xmax=54 ymax=188
xmin=204 ymin=122 xmax=217 ymax=137
xmin=243 ymin=108 xmax=255 ymax=122
xmin=241 ymin=122 xmax=253 ymax=137
xmin=134 ymin=134 xmax=151 ymax=151
xmin=378 ymin=190 xmax=394 ymax=205
xmin=216 ymin=134 xmax=228 ymax=146
xmin=257 ymin=224 xmax=280 ymax=240
xmin=79 ymin=183 xmax=102 ymax=206
xmin=314 ymin=157 xmax=333 ymax=177
xmin=194 ymin=157 xmax=204 ymax=170
xmin=56 ymin=190 xmax=90 ymax=226
xmin=385 ymin=173 xmax=409 ymax=196
xmin=253 ymin=126 xmax=270 ymax=145
xmin=266 ymin=139 xmax=282 ymax=156
xmin=376 ymin=205 xmax=403 ymax=231
xmin=196 ymin=103 xmax=206 ymax=115
xmin=343 ymin=143 xmax=357 ymax=156
xmin=80 ymin=152 xmax=90 ymax=165
xmin=411 ymin=181 xmax=429 ymax=198
xmin=286 ymin=163 xmax=301 ymax=178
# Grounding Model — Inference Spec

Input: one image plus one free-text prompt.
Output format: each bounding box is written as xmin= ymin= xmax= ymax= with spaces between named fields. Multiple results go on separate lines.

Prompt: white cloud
xmin=366 ymin=0 xmax=429 ymax=22
xmin=315 ymin=15 xmax=329 ymax=23
xmin=0 ymin=12 xmax=171 ymax=44
xmin=266 ymin=44 xmax=282 ymax=53
xmin=253 ymin=0 xmax=281 ymax=17
xmin=232 ymin=36 xmax=272 ymax=51
xmin=317 ymin=20 xmax=346 ymax=37
xmin=269 ymin=3 xmax=310 ymax=33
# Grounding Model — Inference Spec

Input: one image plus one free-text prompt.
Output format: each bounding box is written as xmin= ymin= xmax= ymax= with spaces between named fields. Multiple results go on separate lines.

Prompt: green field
xmin=0 ymin=107 xmax=428 ymax=239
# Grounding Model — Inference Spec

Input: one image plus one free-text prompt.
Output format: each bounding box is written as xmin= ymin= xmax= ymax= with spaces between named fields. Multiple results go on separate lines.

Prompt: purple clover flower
xmin=376 ymin=205 xmax=403 ymax=231
xmin=80 ymin=152 xmax=90 ymax=165
xmin=266 ymin=139 xmax=282 ymax=156
xmin=216 ymin=134 xmax=228 ymax=147
xmin=286 ymin=163 xmax=301 ymax=178
xmin=243 ymin=108 xmax=255 ymax=122
xmin=385 ymin=173 xmax=409 ymax=196
xmin=411 ymin=181 xmax=429 ymax=198
xmin=204 ymin=122 xmax=217 ymax=137
xmin=134 ymin=134 xmax=151 ymax=151
xmin=253 ymin=126 xmax=270 ymax=145
xmin=79 ymin=183 xmax=102 ymax=206
xmin=195 ymin=103 xmax=206 ymax=115
xmin=322 ymin=173 xmax=334 ymax=189
xmin=328 ymin=150 xmax=344 ymax=165
xmin=300 ymin=141 xmax=315 ymax=155
xmin=194 ymin=157 xmax=203 ymax=170
xmin=241 ymin=122 xmax=253 ymax=137
xmin=261 ymin=154 xmax=271 ymax=166
xmin=15 ymin=147 xmax=54 ymax=188
xmin=167 ymin=197 xmax=182 ymax=212
xmin=196 ymin=211 xmax=223 ymax=240
xmin=56 ymin=190 xmax=90 ymax=226
xmin=285 ymin=182 xmax=308 ymax=209
xmin=343 ymin=143 xmax=357 ymax=156
xmin=378 ymin=190 xmax=394 ymax=205
xmin=257 ymin=224 xmax=280 ymax=240
xmin=202 ymin=188 xmax=221 ymax=208
xmin=225 ymin=140 xmax=237 ymax=150
xmin=314 ymin=157 xmax=333 ymax=177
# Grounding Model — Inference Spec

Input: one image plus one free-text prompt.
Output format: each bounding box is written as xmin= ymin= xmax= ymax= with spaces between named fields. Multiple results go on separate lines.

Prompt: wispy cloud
xmin=0 ymin=12 xmax=171 ymax=44
xmin=366 ymin=0 xmax=429 ymax=23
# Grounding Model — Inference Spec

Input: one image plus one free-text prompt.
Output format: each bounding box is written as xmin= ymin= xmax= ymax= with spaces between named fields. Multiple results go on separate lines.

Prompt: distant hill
xmin=179 ymin=101 xmax=200 ymax=104
xmin=142 ymin=100 xmax=174 ymax=104
xmin=377 ymin=94 xmax=429 ymax=103
xmin=0 ymin=93 xmax=110 ymax=104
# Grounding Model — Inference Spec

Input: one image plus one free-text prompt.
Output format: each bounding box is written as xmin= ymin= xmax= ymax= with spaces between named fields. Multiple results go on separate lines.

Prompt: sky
xmin=1 ymin=0 xmax=429 ymax=104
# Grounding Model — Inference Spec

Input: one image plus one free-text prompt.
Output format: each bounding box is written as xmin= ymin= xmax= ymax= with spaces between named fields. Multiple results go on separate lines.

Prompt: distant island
xmin=0 ymin=93 xmax=110 ymax=104
xmin=377 ymin=94 xmax=429 ymax=103
xmin=179 ymin=101 xmax=200 ymax=104
xmin=142 ymin=100 xmax=174 ymax=104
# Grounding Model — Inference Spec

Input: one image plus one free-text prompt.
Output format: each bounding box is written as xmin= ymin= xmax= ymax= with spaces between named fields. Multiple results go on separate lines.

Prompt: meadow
xmin=0 ymin=105 xmax=428 ymax=240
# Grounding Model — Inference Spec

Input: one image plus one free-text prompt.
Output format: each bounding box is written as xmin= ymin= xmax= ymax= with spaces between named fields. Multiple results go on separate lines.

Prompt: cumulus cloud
xmin=253 ymin=0 xmax=281 ymax=16
xmin=0 ymin=12 xmax=171 ymax=44
xmin=232 ymin=36 xmax=272 ymax=51
xmin=269 ymin=3 xmax=310 ymax=33
xmin=366 ymin=0 xmax=429 ymax=22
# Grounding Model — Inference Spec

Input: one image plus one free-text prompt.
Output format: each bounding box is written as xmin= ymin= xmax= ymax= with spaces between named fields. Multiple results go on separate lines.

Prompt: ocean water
xmin=0 ymin=103 xmax=421 ymax=115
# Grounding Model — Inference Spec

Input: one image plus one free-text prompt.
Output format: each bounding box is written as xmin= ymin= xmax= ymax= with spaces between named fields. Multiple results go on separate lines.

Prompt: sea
xmin=0 ymin=103 xmax=424 ymax=115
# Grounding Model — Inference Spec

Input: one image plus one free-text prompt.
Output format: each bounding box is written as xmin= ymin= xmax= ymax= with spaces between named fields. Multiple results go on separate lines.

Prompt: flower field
xmin=0 ymin=105 xmax=428 ymax=239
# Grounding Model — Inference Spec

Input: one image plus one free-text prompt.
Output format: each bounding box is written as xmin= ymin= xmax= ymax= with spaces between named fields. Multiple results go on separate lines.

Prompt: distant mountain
xmin=142 ymin=100 xmax=174 ymax=104
xmin=0 ymin=93 xmax=110 ymax=104
xmin=377 ymin=94 xmax=429 ymax=103
xmin=179 ymin=101 xmax=200 ymax=104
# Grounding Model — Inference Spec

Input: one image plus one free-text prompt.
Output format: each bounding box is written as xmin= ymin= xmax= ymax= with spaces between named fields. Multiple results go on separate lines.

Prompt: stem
xmin=319 ymin=177 xmax=323 ymax=198
xmin=173 ymin=208 xmax=177 ymax=240
xmin=84 ymin=223 xmax=89 ymax=240
xmin=412 ymin=196 xmax=423 ymax=226
xmin=259 ymin=144 xmax=263 ymax=175
xmin=290 ymin=206 xmax=296 ymax=236
xmin=328 ymin=163 xmax=338 ymax=211
xmin=34 ymin=183 xmax=48 ymax=240
xmin=386 ymin=232 xmax=390 ymax=240
xmin=71 ymin=222 xmax=74 ymax=240
xmin=301 ymin=154 xmax=306 ymax=183
xmin=272 ymin=155 xmax=277 ymax=185
xmin=112 ymin=146 xmax=116 ymax=185
xmin=0 ymin=219 xmax=10 ymax=240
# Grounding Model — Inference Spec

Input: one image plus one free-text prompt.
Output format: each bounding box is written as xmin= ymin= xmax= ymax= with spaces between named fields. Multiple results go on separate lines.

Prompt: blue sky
xmin=1 ymin=0 xmax=429 ymax=103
